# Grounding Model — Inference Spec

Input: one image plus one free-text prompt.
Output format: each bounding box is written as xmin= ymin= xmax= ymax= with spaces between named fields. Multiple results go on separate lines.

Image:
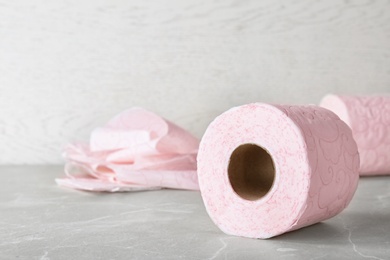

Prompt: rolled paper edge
xmin=319 ymin=94 xmax=352 ymax=128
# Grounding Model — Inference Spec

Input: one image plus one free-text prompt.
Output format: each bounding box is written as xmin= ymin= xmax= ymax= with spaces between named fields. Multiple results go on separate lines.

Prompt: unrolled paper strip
xmin=320 ymin=94 xmax=390 ymax=176
xmin=56 ymin=108 xmax=200 ymax=191
xmin=197 ymin=103 xmax=360 ymax=239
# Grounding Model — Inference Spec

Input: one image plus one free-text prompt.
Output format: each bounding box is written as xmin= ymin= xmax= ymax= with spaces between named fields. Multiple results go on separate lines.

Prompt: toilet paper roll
xmin=197 ymin=103 xmax=359 ymax=239
xmin=320 ymin=94 xmax=390 ymax=176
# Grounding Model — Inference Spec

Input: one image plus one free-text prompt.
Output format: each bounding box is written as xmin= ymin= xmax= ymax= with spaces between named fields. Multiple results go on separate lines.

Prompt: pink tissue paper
xmin=320 ymin=94 xmax=390 ymax=176
xmin=197 ymin=103 xmax=360 ymax=239
xmin=56 ymin=108 xmax=200 ymax=191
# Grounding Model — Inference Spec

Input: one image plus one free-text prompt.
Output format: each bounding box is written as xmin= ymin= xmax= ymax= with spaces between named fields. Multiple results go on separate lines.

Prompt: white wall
xmin=0 ymin=0 xmax=389 ymax=164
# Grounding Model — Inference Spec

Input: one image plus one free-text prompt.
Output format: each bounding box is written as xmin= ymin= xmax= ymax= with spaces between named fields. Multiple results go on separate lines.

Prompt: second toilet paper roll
xmin=197 ymin=103 xmax=360 ymax=239
xmin=320 ymin=94 xmax=390 ymax=176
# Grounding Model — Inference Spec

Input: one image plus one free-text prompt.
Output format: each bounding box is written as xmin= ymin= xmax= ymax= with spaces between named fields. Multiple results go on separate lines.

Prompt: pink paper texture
xmin=56 ymin=108 xmax=200 ymax=191
xmin=320 ymin=94 xmax=390 ymax=176
xmin=197 ymin=103 xmax=360 ymax=239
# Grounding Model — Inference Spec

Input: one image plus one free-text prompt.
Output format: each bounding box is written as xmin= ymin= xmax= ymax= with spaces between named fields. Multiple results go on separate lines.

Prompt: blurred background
xmin=0 ymin=0 xmax=389 ymax=164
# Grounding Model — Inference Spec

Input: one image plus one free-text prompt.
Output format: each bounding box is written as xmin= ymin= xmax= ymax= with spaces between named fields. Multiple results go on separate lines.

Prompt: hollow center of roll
xmin=228 ymin=143 xmax=275 ymax=201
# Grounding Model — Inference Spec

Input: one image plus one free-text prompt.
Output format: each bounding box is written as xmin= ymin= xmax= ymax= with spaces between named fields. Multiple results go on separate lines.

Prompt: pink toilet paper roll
xmin=197 ymin=103 xmax=359 ymax=239
xmin=320 ymin=94 xmax=390 ymax=176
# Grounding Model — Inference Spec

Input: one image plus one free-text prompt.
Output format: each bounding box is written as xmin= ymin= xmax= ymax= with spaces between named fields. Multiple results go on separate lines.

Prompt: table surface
xmin=1 ymin=165 xmax=389 ymax=260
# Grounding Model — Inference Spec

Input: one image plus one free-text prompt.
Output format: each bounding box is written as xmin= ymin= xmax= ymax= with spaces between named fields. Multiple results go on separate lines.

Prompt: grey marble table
xmin=1 ymin=165 xmax=389 ymax=260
